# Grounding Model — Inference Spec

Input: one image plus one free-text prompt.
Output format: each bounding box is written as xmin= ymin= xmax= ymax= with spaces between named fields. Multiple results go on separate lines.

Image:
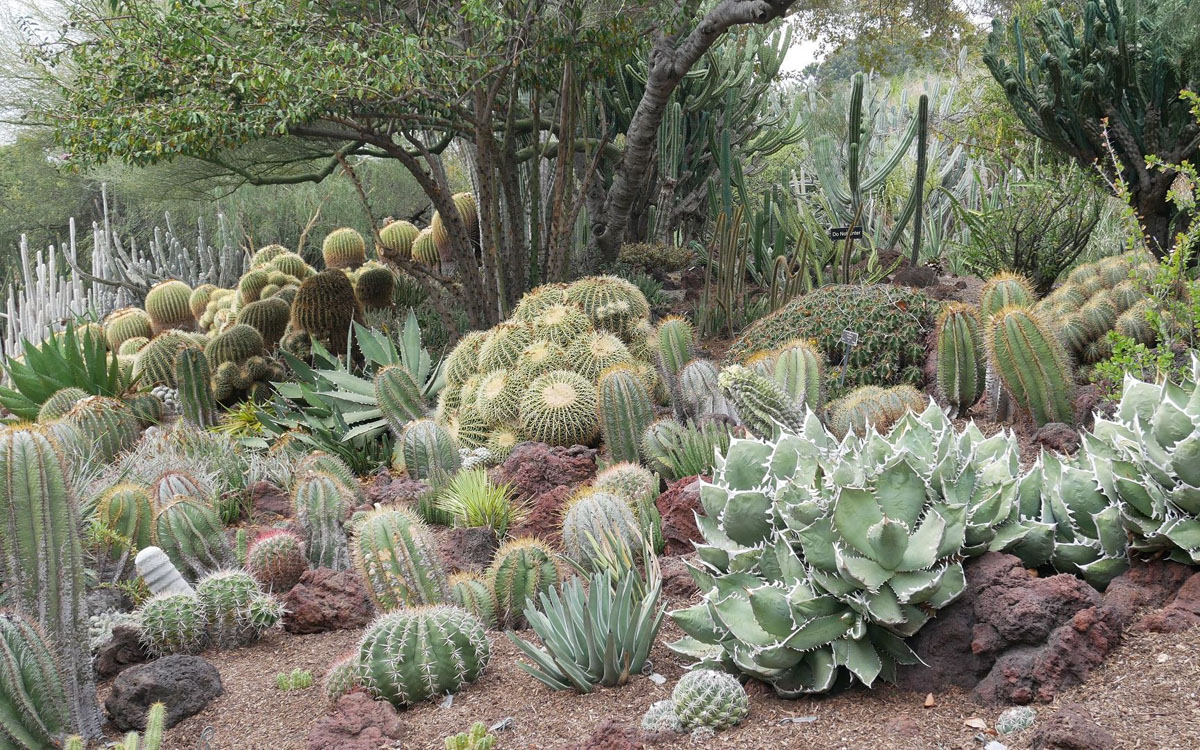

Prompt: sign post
xmin=838 ymin=329 xmax=859 ymax=388
xmin=828 ymin=226 xmax=864 ymax=242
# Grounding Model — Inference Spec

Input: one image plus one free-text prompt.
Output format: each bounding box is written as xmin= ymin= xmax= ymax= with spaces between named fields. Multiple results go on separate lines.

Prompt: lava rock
xmin=1134 ymin=570 xmax=1200 ymax=633
xmin=891 ymin=264 xmax=939 ymax=289
xmin=363 ymin=473 xmax=432 ymax=510
xmin=94 ymin=625 xmax=150 ymax=680
xmin=249 ymin=480 xmax=292 ymax=519
xmin=1033 ymin=422 xmax=1081 ymax=454
xmin=1029 ymin=703 xmax=1115 ymax=750
xmin=283 ymin=568 xmax=375 ymax=635
xmin=105 ymin=655 xmax=222 ymax=731
xmin=437 ymin=526 xmax=498 ymax=574
xmin=660 ymin=554 xmax=699 ymax=600
xmin=495 ymin=442 xmax=597 ymax=542
xmin=655 ymin=476 xmax=704 ymax=556
xmin=307 ymin=692 xmax=404 ymax=750
xmin=1072 ymin=384 xmax=1109 ymax=429
xmin=572 ymin=718 xmax=645 ymax=750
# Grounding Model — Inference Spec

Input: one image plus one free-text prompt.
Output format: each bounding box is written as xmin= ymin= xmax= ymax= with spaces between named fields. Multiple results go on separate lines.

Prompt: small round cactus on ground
xmin=136 ymin=592 xmax=209 ymax=656
xmin=671 ymin=670 xmax=749 ymax=731
xmin=246 ymin=529 xmax=307 ymax=593
xmin=995 ymin=706 xmax=1036 ymax=734
xmin=641 ymin=699 xmax=683 ymax=734
xmin=322 ymin=227 xmax=367 ymax=269
xmin=194 ymin=569 xmax=280 ymax=649
xmin=323 ymin=651 xmax=361 ymax=702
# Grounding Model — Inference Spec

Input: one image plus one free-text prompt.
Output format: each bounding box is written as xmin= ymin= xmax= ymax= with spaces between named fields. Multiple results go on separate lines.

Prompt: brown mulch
xmin=144 ymin=616 xmax=1200 ymax=750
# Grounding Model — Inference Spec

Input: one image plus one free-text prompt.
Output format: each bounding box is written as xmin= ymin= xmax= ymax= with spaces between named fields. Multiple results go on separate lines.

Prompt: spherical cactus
xmin=150 ymin=469 xmax=211 ymax=506
xmin=515 ymin=339 xmax=567 ymax=383
xmin=124 ymin=391 xmax=164 ymax=428
xmin=512 ymin=283 xmax=568 ymax=322
xmin=396 ymin=419 xmax=461 ymax=481
xmin=985 ymin=306 xmax=1075 ymax=427
xmin=453 ymin=192 xmax=479 ymax=236
xmin=519 ymin=370 xmax=598 ymax=447
xmin=567 ymin=331 xmax=634 ymax=381
xmin=530 ymin=303 xmax=591 ymax=348
xmin=134 ymin=330 xmax=204 ymax=388
xmin=322 ymin=227 xmax=367 ymax=270
xmin=153 ymin=497 xmax=234 ymax=581
xmin=1080 ymin=297 xmax=1118 ymax=339
xmin=104 ymin=307 xmax=154 ymax=351
xmin=0 ymin=613 xmax=74 ymax=746
xmin=1111 ymin=280 xmax=1143 ymax=312
xmin=237 ymin=269 xmax=270 ymax=306
xmin=561 ymin=489 xmax=640 ymax=568
xmin=412 ymin=227 xmax=439 ymax=266
xmin=378 ymin=219 xmax=420 ymax=262
xmin=592 ymin=462 xmax=658 ymax=504
xmin=474 ymin=369 xmax=521 ymax=425
xmin=323 ymin=651 xmax=361 ymax=702
xmin=205 ymin=323 xmax=265 ymax=368
xmin=563 ymin=275 xmax=650 ymax=335
xmin=145 ymin=280 xmax=195 ymax=333
xmin=825 ymin=385 xmax=890 ymax=439
xmin=487 ymin=537 xmax=559 ymax=629
xmin=374 ymin=365 xmax=427 ymax=436
xmin=445 ymin=330 xmax=489 ymax=386
xmin=1115 ymin=300 xmax=1156 ymax=345
xmin=641 ymin=700 xmax=682 ymax=734
xmin=671 ymin=670 xmax=749 ymax=730
xmin=449 ymin=572 xmax=498 ymax=630
xmin=188 ymin=284 xmax=219 ymax=319
xmin=449 ymin=404 xmax=491 ymax=450
xmin=37 ymin=386 xmax=88 ymax=422
xmin=270 ymin=252 xmax=313 ymax=280
xmin=246 ymin=530 xmax=307 ymax=593
xmin=118 ymin=336 xmax=149 ymax=356
xmin=195 ymin=570 xmax=279 ymax=649
xmin=935 ymin=304 xmax=985 ymax=417
xmin=979 ymin=272 xmax=1034 ymax=319
xmin=236 ymin=297 xmax=290 ymax=350
xmin=251 ymin=244 xmax=288 ymax=268
xmin=478 ymin=322 xmax=533 ymax=372
xmin=134 ymin=546 xmax=194 ymax=596
xmin=95 ymin=483 xmax=155 ymax=551
xmin=64 ymin=395 xmax=140 ymax=462
xmin=484 ymin=425 xmax=523 ymax=463
xmin=357 ymin=606 xmax=490 ymax=707
xmin=136 ymin=592 xmax=209 ymax=656
xmin=352 ymin=507 xmax=450 ymax=611
xmin=596 ymin=365 xmax=654 ymax=464
xmin=290 ymin=270 xmax=362 ymax=357
xmin=354 ymin=265 xmax=396 ymax=310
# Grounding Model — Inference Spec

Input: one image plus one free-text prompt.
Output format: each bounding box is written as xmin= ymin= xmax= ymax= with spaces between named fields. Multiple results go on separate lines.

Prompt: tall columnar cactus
xmin=64 ymin=396 xmax=140 ymax=462
xmin=488 ymin=538 xmax=559 ymax=629
xmin=718 ymin=364 xmax=805 ymax=439
xmin=985 ymin=306 xmax=1074 ymax=427
xmin=596 ymin=365 xmax=655 ymax=464
xmin=561 ymin=489 xmax=641 ymax=569
xmin=322 ymin=227 xmax=367 ymax=269
xmin=979 ymin=272 xmax=1034 ymax=319
xmin=104 ymin=307 xmax=154 ymax=351
xmin=449 ymin=572 xmax=498 ymax=630
xmin=95 ymin=484 xmax=155 ymax=551
xmin=0 ymin=612 xmax=74 ymax=748
xmin=772 ymin=340 xmax=824 ymax=411
xmin=174 ymin=348 xmax=218 ymax=429
xmin=396 ymin=419 xmax=461 ymax=482
xmin=0 ymin=427 xmax=102 ymax=738
xmin=357 ymin=606 xmax=490 ymax=707
xmin=135 ymin=592 xmax=209 ymax=656
xmin=195 ymin=570 xmax=282 ymax=649
xmin=935 ymin=303 xmax=986 ymax=417
xmin=246 ymin=530 xmax=307 ymax=593
xmin=353 ymin=507 xmax=450 ymax=611
xmin=655 ymin=316 xmax=695 ymax=380
xmin=379 ymin=219 xmax=420 ymax=262
xmin=671 ymin=670 xmax=749 ymax=731
xmin=153 ymin=497 xmax=235 ymax=581
xmin=519 ymin=370 xmax=598 ymax=447
xmin=294 ymin=472 xmax=352 ymax=571
xmin=375 ymin=365 xmax=427 ymax=436
xmin=145 ymin=279 xmax=195 ymax=333
xmin=290 ymin=270 xmax=362 ymax=357
xmin=134 ymin=546 xmax=194 ymax=596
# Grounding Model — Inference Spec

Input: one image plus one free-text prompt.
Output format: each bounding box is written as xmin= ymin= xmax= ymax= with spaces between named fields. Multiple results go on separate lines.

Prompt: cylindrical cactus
xmin=289 ymin=270 xmax=362 ymax=357
xmin=487 ymin=537 xmax=559 ymax=629
xmin=104 ymin=307 xmax=153 ymax=351
xmin=173 ymin=348 xmax=218 ymax=429
xmin=449 ymin=572 xmax=498 ymax=630
xmin=655 ymin=316 xmax=695 ymax=381
xmin=64 ymin=396 xmax=140 ymax=462
xmin=236 ymin=297 xmax=290 ymax=349
xmin=136 ymin=592 xmax=209 ymax=656
xmin=296 ymin=452 xmax=364 ymax=504
xmin=560 ymin=489 xmax=640 ymax=569
xmin=357 ymin=606 xmax=490 ymax=707
xmin=95 ymin=484 xmax=155 ymax=551
xmin=935 ymin=303 xmax=985 ymax=417
xmin=985 ymin=306 xmax=1075 ymax=427
xmin=195 ymin=570 xmax=280 ymax=649
xmin=293 ymin=472 xmax=352 ymax=571
xmin=979 ymin=272 xmax=1034 ymax=319
xmin=671 ymin=670 xmax=749 ymax=730
xmin=519 ymin=370 xmax=598 ymax=447
xmin=153 ymin=497 xmax=235 ymax=580
xmin=375 ymin=365 xmax=427 ymax=436
xmin=145 ymin=280 xmax=195 ymax=333
xmin=322 ymin=227 xmax=367 ymax=270
xmin=717 ymin=364 xmax=805 ymax=439
xmin=134 ymin=546 xmax=194 ymax=596
xmin=0 ymin=612 xmax=74 ymax=747
xmin=596 ymin=365 xmax=654 ymax=465
xmin=37 ymin=386 xmax=88 ymax=423
xmin=352 ymin=507 xmax=450 ymax=611
xmin=396 ymin=419 xmax=461 ymax=482
xmin=246 ymin=529 xmax=307 ymax=593
xmin=378 ymin=219 xmax=420 ymax=262
xmin=772 ymin=339 xmax=824 ymax=411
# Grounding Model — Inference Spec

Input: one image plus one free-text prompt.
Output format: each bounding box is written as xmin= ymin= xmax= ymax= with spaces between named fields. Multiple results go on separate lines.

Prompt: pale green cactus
xmin=671 ymin=669 xmax=748 ymax=730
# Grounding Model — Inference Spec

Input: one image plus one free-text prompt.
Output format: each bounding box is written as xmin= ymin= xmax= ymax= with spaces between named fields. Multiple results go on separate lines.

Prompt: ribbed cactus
xmin=322 ymin=227 xmax=367 ymax=269
xmin=563 ymin=275 xmax=650 ymax=335
xmin=772 ymin=339 xmax=824 ymax=411
xmin=236 ymin=297 xmax=290 ymax=349
xmin=150 ymin=470 xmax=210 ymax=507
xmin=289 ymin=270 xmax=362 ymax=357
xmin=396 ymin=419 xmax=461 ymax=482
xmin=136 ymin=592 xmax=209 ymax=656
xmin=173 ymin=348 xmax=218 ymax=429
xmin=145 ymin=280 xmax=195 ymax=333
xmin=986 ymin=306 xmax=1075 ymax=426
xmin=379 ymin=219 xmax=420 ymax=262
xmin=246 ymin=530 xmax=307 ymax=592
xmin=354 ymin=265 xmax=396 ymax=310
xmin=270 ymin=252 xmax=312 ymax=280
xmin=134 ymin=546 xmax=194 ymax=596
xmin=444 ymin=722 xmax=496 ymax=750
xmin=102 ymin=701 xmax=166 ymax=750
xmin=592 ymin=462 xmax=658 ymax=504
xmin=473 ymin=369 xmax=521 ymax=425
xmin=294 ymin=472 xmax=352 ymax=571
xmin=979 ymin=272 xmax=1034 ymax=318
xmin=718 ymin=364 xmax=804 ymax=439
xmin=671 ymin=670 xmax=749 ymax=730
xmin=449 ymin=572 xmax=498 ymax=630
xmin=133 ymin=331 xmax=203 ymax=388
xmin=478 ymin=322 xmax=533 ymax=372
xmin=566 ymin=331 xmax=633 ymax=381
xmin=95 ymin=484 xmax=155 ymax=551
xmin=153 ymin=497 xmax=235 ymax=581
xmin=238 ymin=270 xmax=270 ymax=306
xmin=0 ymin=612 xmax=74 ymax=748
xmin=357 ymin=606 xmax=490 ymax=707
xmin=37 ymin=387 xmax=88 ymax=422
xmin=487 ymin=537 xmax=559 ymax=629
xmin=675 ymin=359 xmax=732 ymax=420
xmin=596 ymin=365 xmax=654 ymax=464
xmin=445 ymin=331 xmax=488 ymax=386
xmin=104 ymin=307 xmax=154 ymax=351
xmin=323 ymin=651 xmax=361 ymax=701
xmin=118 ymin=336 xmax=149 ymax=356
xmin=512 ymin=283 xmax=568 ymax=322
xmin=124 ymin=392 xmax=163 ymax=428
xmin=530 ymin=304 xmax=591 ymax=348
xmin=189 ymin=284 xmax=218 ymax=318
xmin=560 ymin=489 xmax=640 ymax=569
xmin=0 ymin=427 xmax=102 ymax=739
xmin=296 ymin=451 xmax=364 ymax=504
xmin=352 ymin=507 xmax=450 ymax=611
xmin=655 ymin=316 xmax=695 ymax=381
xmin=825 ymin=384 xmax=926 ymax=438
xmin=251 ymin=244 xmax=287 ymax=268
xmin=935 ymin=303 xmax=985 ymax=417
xmin=375 ymin=365 xmax=428 ymax=436
xmin=205 ymin=323 xmax=264 ymax=368
xmin=64 ymin=395 xmax=140 ymax=462
xmin=413 ymin=227 xmax=439 ymax=266
xmin=519 ymin=370 xmax=598 ymax=447
xmin=195 ymin=570 xmax=281 ymax=649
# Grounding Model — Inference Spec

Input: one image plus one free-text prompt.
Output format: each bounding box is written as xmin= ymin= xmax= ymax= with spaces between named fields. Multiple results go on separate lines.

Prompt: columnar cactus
xmin=935 ymin=304 xmax=986 ymax=417
xmin=375 ymin=365 xmax=427 ymax=435
xmin=396 ymin=419 xmax=461 ymax=481
xmin=145 ymin=279 xmax=195 ymax=333
xmin=322 ymin=227 xmax=367 ymax=269
xmin=289 ymin=270 xmax=362 ymax=357
xmin=671 ymin=670 xmax=749 ymax=730
xmin=353 ymin=507 xmax=450 ymax=611
xmin=654 ymin=316 xmax=696 ymax=383
xmin=519 ymin=370 xmax=598 ymax=447
xmin=718 ymin=364 xmax=804 ymax=439
xmin=195 ymin=570 xmax=281 ymax=649
xmin=104 ymin=307 xmax=154 ymax=351
xmin=95 ymin=484 xmax=155 ymax=551
xmin=0 ymin=427 xmax=102 ymax=739
xmin=134 ymin=546 xmax=194 ymax=596
xmin=296 ymin=451 xmax=364 ymax=504
xmin=294 ymin=472 xmax=352 ymax=571
xmin=596 ymin=365 xmax=654 ymax=464
xmin=246 ymin=530 xmax=307 ymax=593
xmin=357 ymin=606 xmax=490 ymax=707
xmin=487 ymin=537 xmax=559 ymax=629
xmin=449 ymin=572 xmax=498 ymax=629
xmin=0 ymin=612 xmax=74 ymax=747
xmin=979 ymin=272 xmax=1034 ymax=318
xmin=136 ymin=592 xmax=209 ymax=656
xmin=985 ymin=306 xmax=1074 ymax=426
xmin=153 ymin=497 xmax=235 ymax=580
xmin=772 ymin=339 xmax=824 ymax=412
xmin=64 ymin=396 xmax=140 ymax=462
xmin=444 ymin=722 xmax=496 ymax=750
xmin=174 ymin=348 xmax=218 ymax=429
xmin=37 ymin=386 xmax=88 ymax=422
xmin=561 ymin=489 xmax=641 ymax=568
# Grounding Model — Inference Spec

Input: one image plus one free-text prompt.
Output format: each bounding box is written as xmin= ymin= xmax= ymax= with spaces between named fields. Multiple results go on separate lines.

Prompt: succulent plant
xmin=654 ymin=316 xmax=696 ymax=382
xmin=104 ymin=307 xmax=154 ymax=351
xmin=354 ymin=265 xmax=396 ymax=310
xmin=592 ymin=462 xmax=658 ymax=504
xmin=566 ymin=331 xmax=634 ymax=382
xmin=561 ymin=489 xmax=641 ymax=570
xmin=396 ymin=418 xmax=461 ymax=482
xmin=37 ymin=386 xmax=88 ymax=422
xmin=134 ymin=546 xmax=194 ymax=596
xmin=353 ymin=507 xmax=450 ymax=611
xmin=449 ymin=572 xmax=498 ymax=630
xmin=519 ymin=370 xmax=598 ymax=447
xmin=246 ymin=530 xmax=307 ymax=592
xmin=295 ymin=451 xmax=364 ymax=504
xmin=195 ymin=569 xmax=281 ymax=649
xmin=145 ymin=280 xmax=195 ymax=333
xmin=64 ymin=395 xmax=140 ymax=462
xmin=171 ymin=348 xmax=217 ymax=429
xmin=445 ymin=330 xmax=489 ymax=386
xmin=95 ymin=483 xmax=155 ymax=551
xmin=444 ymin=721 xmax=496 ymax=750
xmin=294 ymin=472 xmax=352 ymax=571
xmin=718 ymin=364 xmax=805 ymax=440
xmin=985 ymin=306 xmax=1074 ymax=427
xmin=379 ymin=219 xmax=420 ymax=262
xmin=473 ymin=369 xmax=521 ymax=426
xmin=530 ymin=303 xmax=591 ymax=348
xmin=640 ymin=417 xmax=731 ymax=481
xmin=375 ymin=365 xmax=427 ymax=436
xmin=322 ymin=651 xmax=361 ymax=702
xmin=935 ymin=303 xmax=985 ymax=417
xmin=412 ymin=227 xmax=439 ymax=266
xmin=979 ymin=272 xmax=1034 ymax=319
xmin=488 ymin=537 xmax=560 ymax=629
xmin=136 ymin=592 xmax=209 ymax=656
xmin=357 ymin=606 xmax=490 ymax=707
xmin=597 ymin=365 xmax=655 ymax=465
xmin=0 ymin=611 xmax=74 ymax=747
xmin=124 ymin=391 xmax=164 ymax=428
xmin=825 ymin=384 xmax=926 ymax=439
xmin=563 ymin=275 xmax=650 ymax=336
xmin=995 ymin=706 xmax=1036 ymax=734
xmin=642 ymin=700 xmax=683 ymax=733
xmin=674 ymin=359 xmax=733 ymax=421
xmin=512 ymin=283 xmax=568 ymax=322
xmin=153 ymin=496 xmax=235 ymax=581
xmin=118 ymin=336 xmax=150 ymax=356
xmin=322 ymin=227 xmax=367 ymax=270
xmin=251 ymin=244 xmax=288 ymax=268
xmin=289 ymin=270 xmax=363 ymax=357
xmin=189 ymin=283 xmax=219 ymax=318
xmin=771 ymin=339 xmax=825 ymax=411
xmin=671 ymin=670 xmax=748 ymax=730
xmin=236 ymin=297 xmax=290 ymax=349
xmin=133 ymin=331 xmax=204 ymax=389
xmin=478 ymin=322 xmax=533 ymax=372
xmin=205 ymin=323 xmax=264 ymax=369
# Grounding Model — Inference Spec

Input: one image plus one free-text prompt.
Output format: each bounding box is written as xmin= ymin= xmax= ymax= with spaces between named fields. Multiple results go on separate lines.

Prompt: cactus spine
xmin=95 ymin=484 xmax=155 ymax=551
xmin=717 ymin=365 xmax=804 ymax=439
xmin=153 ymin=497 xmax=235 ymax=580
xmin=396 ymin=419 xmax=461 ymax=482
xmin=449 ymin=572 xmax=498 ymax=629
xmin=136 ymin=592 xmax=208 ymax=656
xmin=246 ymin=530 xmax=307 ymax=593
xmin=935 ymin=303 xmax=986 ymax=417
xmin=352 ymin=508 xmax=450 ymax=611
xmin=145 ymin=280 xmax=195 ymax=333
xmin=487 ymin=538 xmax=559 ymax=629
xmin=0 ymin=612 xmax=74 ymax=748
xmin=294 ymin=472 xmax=352 ymax=571
xmin=979 ymin=273 xmax=1034 ymax=318
xmin=375 ymin=365 xmax=427 ymax=436
xmin=64 ymin=396 xmax=140 ymax=462
xmin=772 ymin=340 xmax=824 ymax=411
xmin=174 ymin=348 xmax=218 ymax=428
xmin=986 ymin=306 xmax=1075 ymax=426
xmin=596 ymin=366 xmax=654 ymax=464
xmin=519 ymin=370 xmax=598 ymax=447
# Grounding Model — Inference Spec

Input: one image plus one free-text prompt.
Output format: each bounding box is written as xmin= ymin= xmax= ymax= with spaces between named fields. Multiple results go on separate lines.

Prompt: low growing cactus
xmin=136 ymin=592 xmax=209 ymax=656
xmin=671 ymin=670 xmax=748 ymax=730
xmin=246 ymin=529 xmax=307 ymax=593
xmin=488 ymin=537 xmax=559 ymax=629
xmin=195 ymin=570 xmax=282 ymax=649
xmin=444 ymin=721 xmax=496 ymax=750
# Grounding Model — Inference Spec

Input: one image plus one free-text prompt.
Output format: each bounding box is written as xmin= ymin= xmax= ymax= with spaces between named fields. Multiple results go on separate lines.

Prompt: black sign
xmin=829 ymin=226 xmax=864 ymax=241
xmin=840 ymin=330 xmax=860 ymax=347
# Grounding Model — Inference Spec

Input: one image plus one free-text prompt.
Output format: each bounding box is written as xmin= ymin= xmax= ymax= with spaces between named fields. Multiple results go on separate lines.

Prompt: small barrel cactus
xmin=290 ymin=270 xmax=362 ymax=357
xmin=566 ymin=331 xmax=634 ymax=381
xmin=671 ymin=670 xmax=749 ymax=731
xmin=246 ymin=529 xmax=307 ymax=593
xmin=64 ymin=395 xmax=140 ymax=462
xmin=979 ymin=272 xmax=1034 ymax=318
xmin=322 ymin=227 xmax=367 ymax=269
xmin=995 ymin=706 xmax=1036 ymax=735
xmin=136 ymin=592 xmax=209 ymax=656
xmin=591 ymin=462 xmax=658 ymax=504
xmin=153 ymin=497 xmax=235 ymax=581
xmin=195 ymin=570 xmax=281 ymax=649
xmin=323 ymin=651 xmax=361 ymax=702
xmin=95 ymin=483 xmax=155 ymax=551
xmin=444 ymin=721 xmax=496 ymax=750
xmin=560 ymin=489 xmax=640 ymax=568
xmin=478 ymin=322 xmax=533 ymax=372
xmin=487 ymin=537 xmax=559 ymax=629
xmin=641 ymin=700 xmax=682 ymax=734
xmin=449 ymin=572 xmax=497 ymax=630
xmin=104 ymin=307 xmax=154 ymax=351
xmin=37 ymin=386 xmax=89 ymax=422
xmin=379 ymin=219 xmax=420 ymax=262
xmin=519 ymin=370 xmax=598 ymax=447
xmin=145 ymin=279 xmax=195 ymax=333
xmin=530 ymin=303 xmax=590 ymax=348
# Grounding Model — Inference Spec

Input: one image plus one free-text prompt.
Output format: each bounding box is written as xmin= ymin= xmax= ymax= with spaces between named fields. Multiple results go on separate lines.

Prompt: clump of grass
xmin=435 ymin=468 xmax=526 ymax=538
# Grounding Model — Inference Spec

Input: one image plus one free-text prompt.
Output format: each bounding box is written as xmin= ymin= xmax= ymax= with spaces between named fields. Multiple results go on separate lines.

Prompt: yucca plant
xmin=0 ymin=323 xmax=128 ymax=421
xmin=508 ymin=555 xmax=664 ymax=693
xmin=435 ymin=468 xmax=525 ymax=538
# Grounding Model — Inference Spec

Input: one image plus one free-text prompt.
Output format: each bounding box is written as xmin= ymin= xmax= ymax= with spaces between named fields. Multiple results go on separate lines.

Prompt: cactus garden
xmin=0 ymin=0 xmax=1199 ymax=747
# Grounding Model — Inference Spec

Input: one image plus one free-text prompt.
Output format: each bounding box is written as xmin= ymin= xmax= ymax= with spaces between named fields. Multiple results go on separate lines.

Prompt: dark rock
xmin=892 ymin=264 xmax=939 ymax=289
xmin=307 ymin=692 xmax=404 ymax=750
xmin=1072 ymin=384 xmax=1108 ymax=429
xmin=249 ymin=480 xmax=292 ymax=519
xmin=660 ymin=555 xmax=699 ymax=600
xmin=1033 ymin=422 xmax=1082 ymax=454
xmin=509 ymin=484 xmax=573 ymax=544
xmin=437 ymin=526 xmax=498 ymax=574
xmin=655 ymin=476 xmax=704 ymax=557
xmin=1135 ymin=570 xmax=1200 ymax=633
xmin=571 ymin=718 xmax=644 ymax=750
xmin=1029 ymin=703 xmax=1115 ymax=750
xmin=362 ymin=473 xmax=431 ymax=511
xmin=283 ymin=568 xmax=375 ymax=635
xmin=971 ymin=563 xmax=1100 ymax=657
xmin=105 ymin=655 xmax=222 ymax=731
xmin=1104 ymin=558 xmax=1193 ymax=625
xmin=94 ymin=625 xmax=150 ymax=680
xmin=496 ymin=443 xmax=597 ymax=543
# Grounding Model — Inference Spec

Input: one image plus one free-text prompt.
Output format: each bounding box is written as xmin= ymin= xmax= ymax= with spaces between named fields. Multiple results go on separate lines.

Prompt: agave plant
xmin=0 ymin=322 xmax=127 ymax=420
